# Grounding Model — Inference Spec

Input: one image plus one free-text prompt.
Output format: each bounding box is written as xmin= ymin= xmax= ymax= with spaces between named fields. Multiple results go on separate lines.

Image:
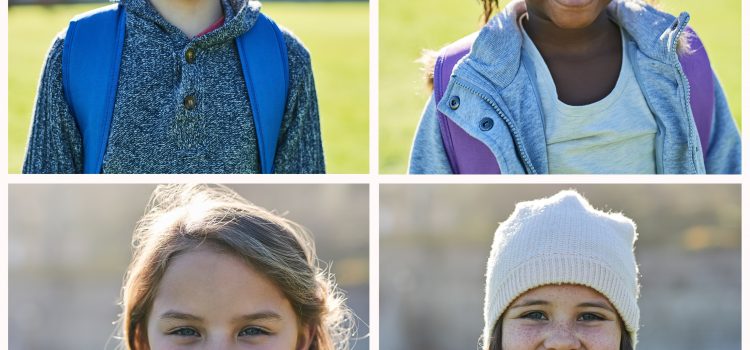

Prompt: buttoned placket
xmin=175 ymin=40 xmax=202 ymax=151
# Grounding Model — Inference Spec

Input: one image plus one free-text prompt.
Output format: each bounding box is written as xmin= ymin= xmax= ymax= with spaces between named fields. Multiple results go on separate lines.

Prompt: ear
xmin=296 ymin=324 xmax=315 ymax=350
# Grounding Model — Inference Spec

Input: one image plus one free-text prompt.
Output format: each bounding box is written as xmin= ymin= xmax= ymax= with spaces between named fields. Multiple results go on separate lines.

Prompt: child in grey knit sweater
xmin=23 ymin=0 xmax=324 ymax=174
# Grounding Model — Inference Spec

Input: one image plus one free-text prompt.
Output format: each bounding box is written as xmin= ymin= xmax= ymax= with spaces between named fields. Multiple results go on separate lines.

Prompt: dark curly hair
xmin=480 ymin=0 xmax=499 ymax=24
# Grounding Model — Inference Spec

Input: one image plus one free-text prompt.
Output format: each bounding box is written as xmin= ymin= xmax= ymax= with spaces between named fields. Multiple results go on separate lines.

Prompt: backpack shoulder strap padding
xmin=62 ymin=8 xmax=288 ymax=174
xmin=236 ymin=13 xmax=289 ymax=174
xmin=434 ymin=32 xmax=501 ymax=174
xmin=62 ymin=3 xmax=126 ymax=174
xmin=435 ymin=27 xmax=716 ymax=173
xmin=678 ymin=26 xmax=714 ymax=158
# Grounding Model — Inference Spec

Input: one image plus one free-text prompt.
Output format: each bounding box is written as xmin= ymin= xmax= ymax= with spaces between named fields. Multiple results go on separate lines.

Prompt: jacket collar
xmin=462 ymin=0 xmax=690 ymax=89
xmin=119 ymin=0 xmax=262 ymax=47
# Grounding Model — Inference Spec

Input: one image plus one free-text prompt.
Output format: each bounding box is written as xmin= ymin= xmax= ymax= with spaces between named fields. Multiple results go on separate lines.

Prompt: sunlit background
xmin=8 ymin=0 xmax=369 ymax=174
xmin=379 ymin=0 xmax=742 ymax=173
xmin=9 ymin=184 xmax=370 ymax=350
xmin=380 ymin=184 xmax=740 ymax=350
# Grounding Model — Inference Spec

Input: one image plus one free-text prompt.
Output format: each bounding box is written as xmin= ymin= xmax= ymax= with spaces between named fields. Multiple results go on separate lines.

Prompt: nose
xmin=543 ymin=323 xmax=582 ymax=350
xmin=203 ymin=338 xmax=240 ymax=350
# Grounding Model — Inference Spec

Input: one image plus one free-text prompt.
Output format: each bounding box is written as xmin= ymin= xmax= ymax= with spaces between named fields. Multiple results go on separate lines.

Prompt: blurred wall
xmin=380 ymin=184 xmax=740 ymax=350
xmin=9 ymin=184 xmax=369 ymax=350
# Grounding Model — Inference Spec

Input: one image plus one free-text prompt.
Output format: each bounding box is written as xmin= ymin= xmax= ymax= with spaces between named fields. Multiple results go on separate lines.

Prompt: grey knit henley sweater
xmin=23 ymin=0 xmax=325 ymax=174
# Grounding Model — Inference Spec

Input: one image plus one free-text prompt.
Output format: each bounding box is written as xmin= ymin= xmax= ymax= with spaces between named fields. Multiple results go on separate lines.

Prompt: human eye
xmin=238 ymin=326 xmax=272 ymax=337
xmin=520 ymin=311 xmax=547 ymax=320
xmin=578 ymin=313 xmax=605 ymax=322
xmin=168 ymin=327 xmax=201 ymax=337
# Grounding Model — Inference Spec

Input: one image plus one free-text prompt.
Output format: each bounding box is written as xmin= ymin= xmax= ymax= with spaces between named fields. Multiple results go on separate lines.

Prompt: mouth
xmin=552 ymin=0 xmax=597 ymax=8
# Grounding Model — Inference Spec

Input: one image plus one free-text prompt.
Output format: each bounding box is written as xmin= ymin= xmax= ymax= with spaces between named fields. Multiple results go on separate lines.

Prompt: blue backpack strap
xmin=62 ymin=4 xmax=126 ymax=174
xmin=236 ymin=13 xmax=289 ymax=174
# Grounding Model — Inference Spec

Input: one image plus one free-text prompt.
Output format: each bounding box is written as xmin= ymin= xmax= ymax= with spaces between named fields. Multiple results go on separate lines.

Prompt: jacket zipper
xmin=670 ymin=13 xmax=701 ymax=174
xmin=452 ymin=78 xmax=538 ymax=174
xmin=629 ymin=14 xmax=697 ymax=174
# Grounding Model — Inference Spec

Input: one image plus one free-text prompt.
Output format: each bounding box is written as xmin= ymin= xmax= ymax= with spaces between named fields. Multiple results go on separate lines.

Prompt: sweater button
xmin=479 ymin=117 xmax=494 ymax=131
xmin=449 ymin=96 xmax=460 ymax=110
xmin=185 ymin=48 xmax=196 ymax=64
xmin=184 ymin=95 xmax=197 ymax=110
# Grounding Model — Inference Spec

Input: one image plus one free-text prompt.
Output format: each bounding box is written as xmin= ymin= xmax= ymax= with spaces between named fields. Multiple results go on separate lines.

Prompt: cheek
xmin=145 ymin=335 xmax=168 ymax=350
xmin=501 ymin=323 xmax=544 ymax=350
xmin=577 ymin=324 xmax=621 ymax=349
xmin=501 ymin=322 xmax=621 ymax=350
xmin=270 ymin=320 xmax=305 ymax=350
xmin=252 ymin=336 xmax=298 ymax=350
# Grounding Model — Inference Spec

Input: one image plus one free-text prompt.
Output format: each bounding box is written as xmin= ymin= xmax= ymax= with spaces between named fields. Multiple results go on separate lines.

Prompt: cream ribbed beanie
xmin=482 ymin=190 xmax=640 ymax=349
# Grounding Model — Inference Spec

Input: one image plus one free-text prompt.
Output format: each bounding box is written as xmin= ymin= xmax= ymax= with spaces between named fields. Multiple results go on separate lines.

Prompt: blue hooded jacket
xmin=410 ymin=0 xmax=741 ymax=174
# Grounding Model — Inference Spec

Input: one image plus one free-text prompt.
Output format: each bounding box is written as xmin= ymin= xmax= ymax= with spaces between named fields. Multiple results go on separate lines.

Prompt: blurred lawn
xmin=8 ymin=1 xmax=368 ymax=174
xmin=379 ymin=0 xmax=742 ymax=173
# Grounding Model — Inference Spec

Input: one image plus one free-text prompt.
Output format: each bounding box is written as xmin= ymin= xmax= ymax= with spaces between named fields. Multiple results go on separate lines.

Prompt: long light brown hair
xmin=117 ymin=184 xmax=354 ymax=350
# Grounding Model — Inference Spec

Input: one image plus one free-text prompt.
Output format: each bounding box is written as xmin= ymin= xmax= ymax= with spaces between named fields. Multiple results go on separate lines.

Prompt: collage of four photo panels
xmin=4 ymin=0 xmax=746 ymax=349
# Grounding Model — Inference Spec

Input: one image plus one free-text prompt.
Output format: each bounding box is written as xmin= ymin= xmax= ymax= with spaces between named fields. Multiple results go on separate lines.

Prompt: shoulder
xmin=47 ymin=31 xmax=67 ymax=61
xmin=278 ymin=27 xmax=311 ymax=66
xmin=422 ymin=32 xmax=478 ymax=91
xmin=49 ymin=3 xmax=122 ymax=60
xmin=275 ymin=26 xmax=315 ymax=86
xmin=39 ymin=30 xmax=67 ymax=78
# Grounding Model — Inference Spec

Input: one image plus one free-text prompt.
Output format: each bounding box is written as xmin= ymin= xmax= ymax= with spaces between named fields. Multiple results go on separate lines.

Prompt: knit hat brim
xmin=483 ymin=254 xmax=639 ymax=349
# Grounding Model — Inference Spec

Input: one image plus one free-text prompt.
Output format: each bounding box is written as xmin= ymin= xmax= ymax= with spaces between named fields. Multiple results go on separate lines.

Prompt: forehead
xmin=150 ymin=246 xmax=294 ymax=319
xmin=513 ymin=284 xmax=612 ymax=306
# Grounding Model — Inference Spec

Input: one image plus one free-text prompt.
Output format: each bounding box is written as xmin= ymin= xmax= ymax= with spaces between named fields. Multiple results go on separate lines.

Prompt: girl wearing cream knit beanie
xmin=483 ymin=190 xmax=640 ymax=350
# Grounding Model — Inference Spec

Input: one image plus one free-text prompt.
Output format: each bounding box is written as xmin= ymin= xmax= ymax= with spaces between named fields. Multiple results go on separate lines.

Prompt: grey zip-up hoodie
xmin=23 ymin=0 xmax=325 ymax=174
xmin=410 ymin=0 xmax=740 ymax=174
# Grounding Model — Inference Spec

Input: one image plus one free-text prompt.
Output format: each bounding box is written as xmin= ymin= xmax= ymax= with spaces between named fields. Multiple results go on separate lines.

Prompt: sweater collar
xmin=119 ymin=0 xmax=262 ymax=47
xmin=462 ymin=0 xmax=690 ymax=89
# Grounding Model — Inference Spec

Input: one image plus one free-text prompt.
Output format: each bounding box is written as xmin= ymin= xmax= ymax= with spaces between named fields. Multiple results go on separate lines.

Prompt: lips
xmin=552 ymin=0 xmax=597 ymax=8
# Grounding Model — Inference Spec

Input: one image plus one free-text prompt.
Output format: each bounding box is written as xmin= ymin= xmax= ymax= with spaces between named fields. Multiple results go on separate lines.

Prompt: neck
xmin=523 ymin=10 xmax=618 ymax=55
xmin=149 ymin=0 xmax=223 ymax=38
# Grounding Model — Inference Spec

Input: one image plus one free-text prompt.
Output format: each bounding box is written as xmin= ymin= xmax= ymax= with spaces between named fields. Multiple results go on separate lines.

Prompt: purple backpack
xmin=434 ymin=27 xmax=714 ymax=174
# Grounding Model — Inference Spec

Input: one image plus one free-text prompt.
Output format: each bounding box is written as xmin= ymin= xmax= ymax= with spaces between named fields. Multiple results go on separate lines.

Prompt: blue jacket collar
xmin=462 ymin=0 xmax=690 ymax=89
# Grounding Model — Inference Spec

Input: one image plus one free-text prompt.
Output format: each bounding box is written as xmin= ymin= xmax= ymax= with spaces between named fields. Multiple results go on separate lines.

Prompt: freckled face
xmin=143 ymin=246 xmax=308 ymax=350
xmin=501 ymin=284 xmax=622 ymax=350
xmin=525 ymin=0 xmax=612 ymax=29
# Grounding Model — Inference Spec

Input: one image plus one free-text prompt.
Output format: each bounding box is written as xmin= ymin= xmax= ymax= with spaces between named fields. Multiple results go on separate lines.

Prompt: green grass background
xmin=8 ymin=1 xmax=368 ymax=174
xmin=379 ymin=0 xmax=742 ymax=173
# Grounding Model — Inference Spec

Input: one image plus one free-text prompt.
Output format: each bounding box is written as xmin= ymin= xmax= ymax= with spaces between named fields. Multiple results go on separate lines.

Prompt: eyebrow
xmin=508 ymin=300 xmax=549 ymax=309
xmin=234 ymin=311 xmax=283 ymax=323
xmin=158 ymin=311 xmax=283 ymax=323
xmin=160 ymin=311 xmax=203 ymax=322
xmin=577 ymin=302 xmax=616 ymax=313
xmin=508 ymin=300 xmax=616 ymax=313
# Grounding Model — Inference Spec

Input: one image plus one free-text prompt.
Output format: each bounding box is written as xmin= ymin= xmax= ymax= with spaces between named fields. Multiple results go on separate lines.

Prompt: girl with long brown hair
xmin=117 ymin=184 xmax=353 ymax=349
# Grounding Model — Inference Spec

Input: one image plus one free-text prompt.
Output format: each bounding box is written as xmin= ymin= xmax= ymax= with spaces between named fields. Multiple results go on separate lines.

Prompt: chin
xmin=545 ymin=0 xmax=610 ymax=29
xmin=550 ymin=15 xmax=600 ymax=29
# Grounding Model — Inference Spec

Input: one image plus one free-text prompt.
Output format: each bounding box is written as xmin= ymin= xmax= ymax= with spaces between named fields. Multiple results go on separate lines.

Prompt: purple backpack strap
xmin=678 ymin=26 xmax=713 ymax=158
xmin=434 ymin=33 xmax=500 ymax=174
xmin=435 ymin=28 xmax=714 ymax=172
